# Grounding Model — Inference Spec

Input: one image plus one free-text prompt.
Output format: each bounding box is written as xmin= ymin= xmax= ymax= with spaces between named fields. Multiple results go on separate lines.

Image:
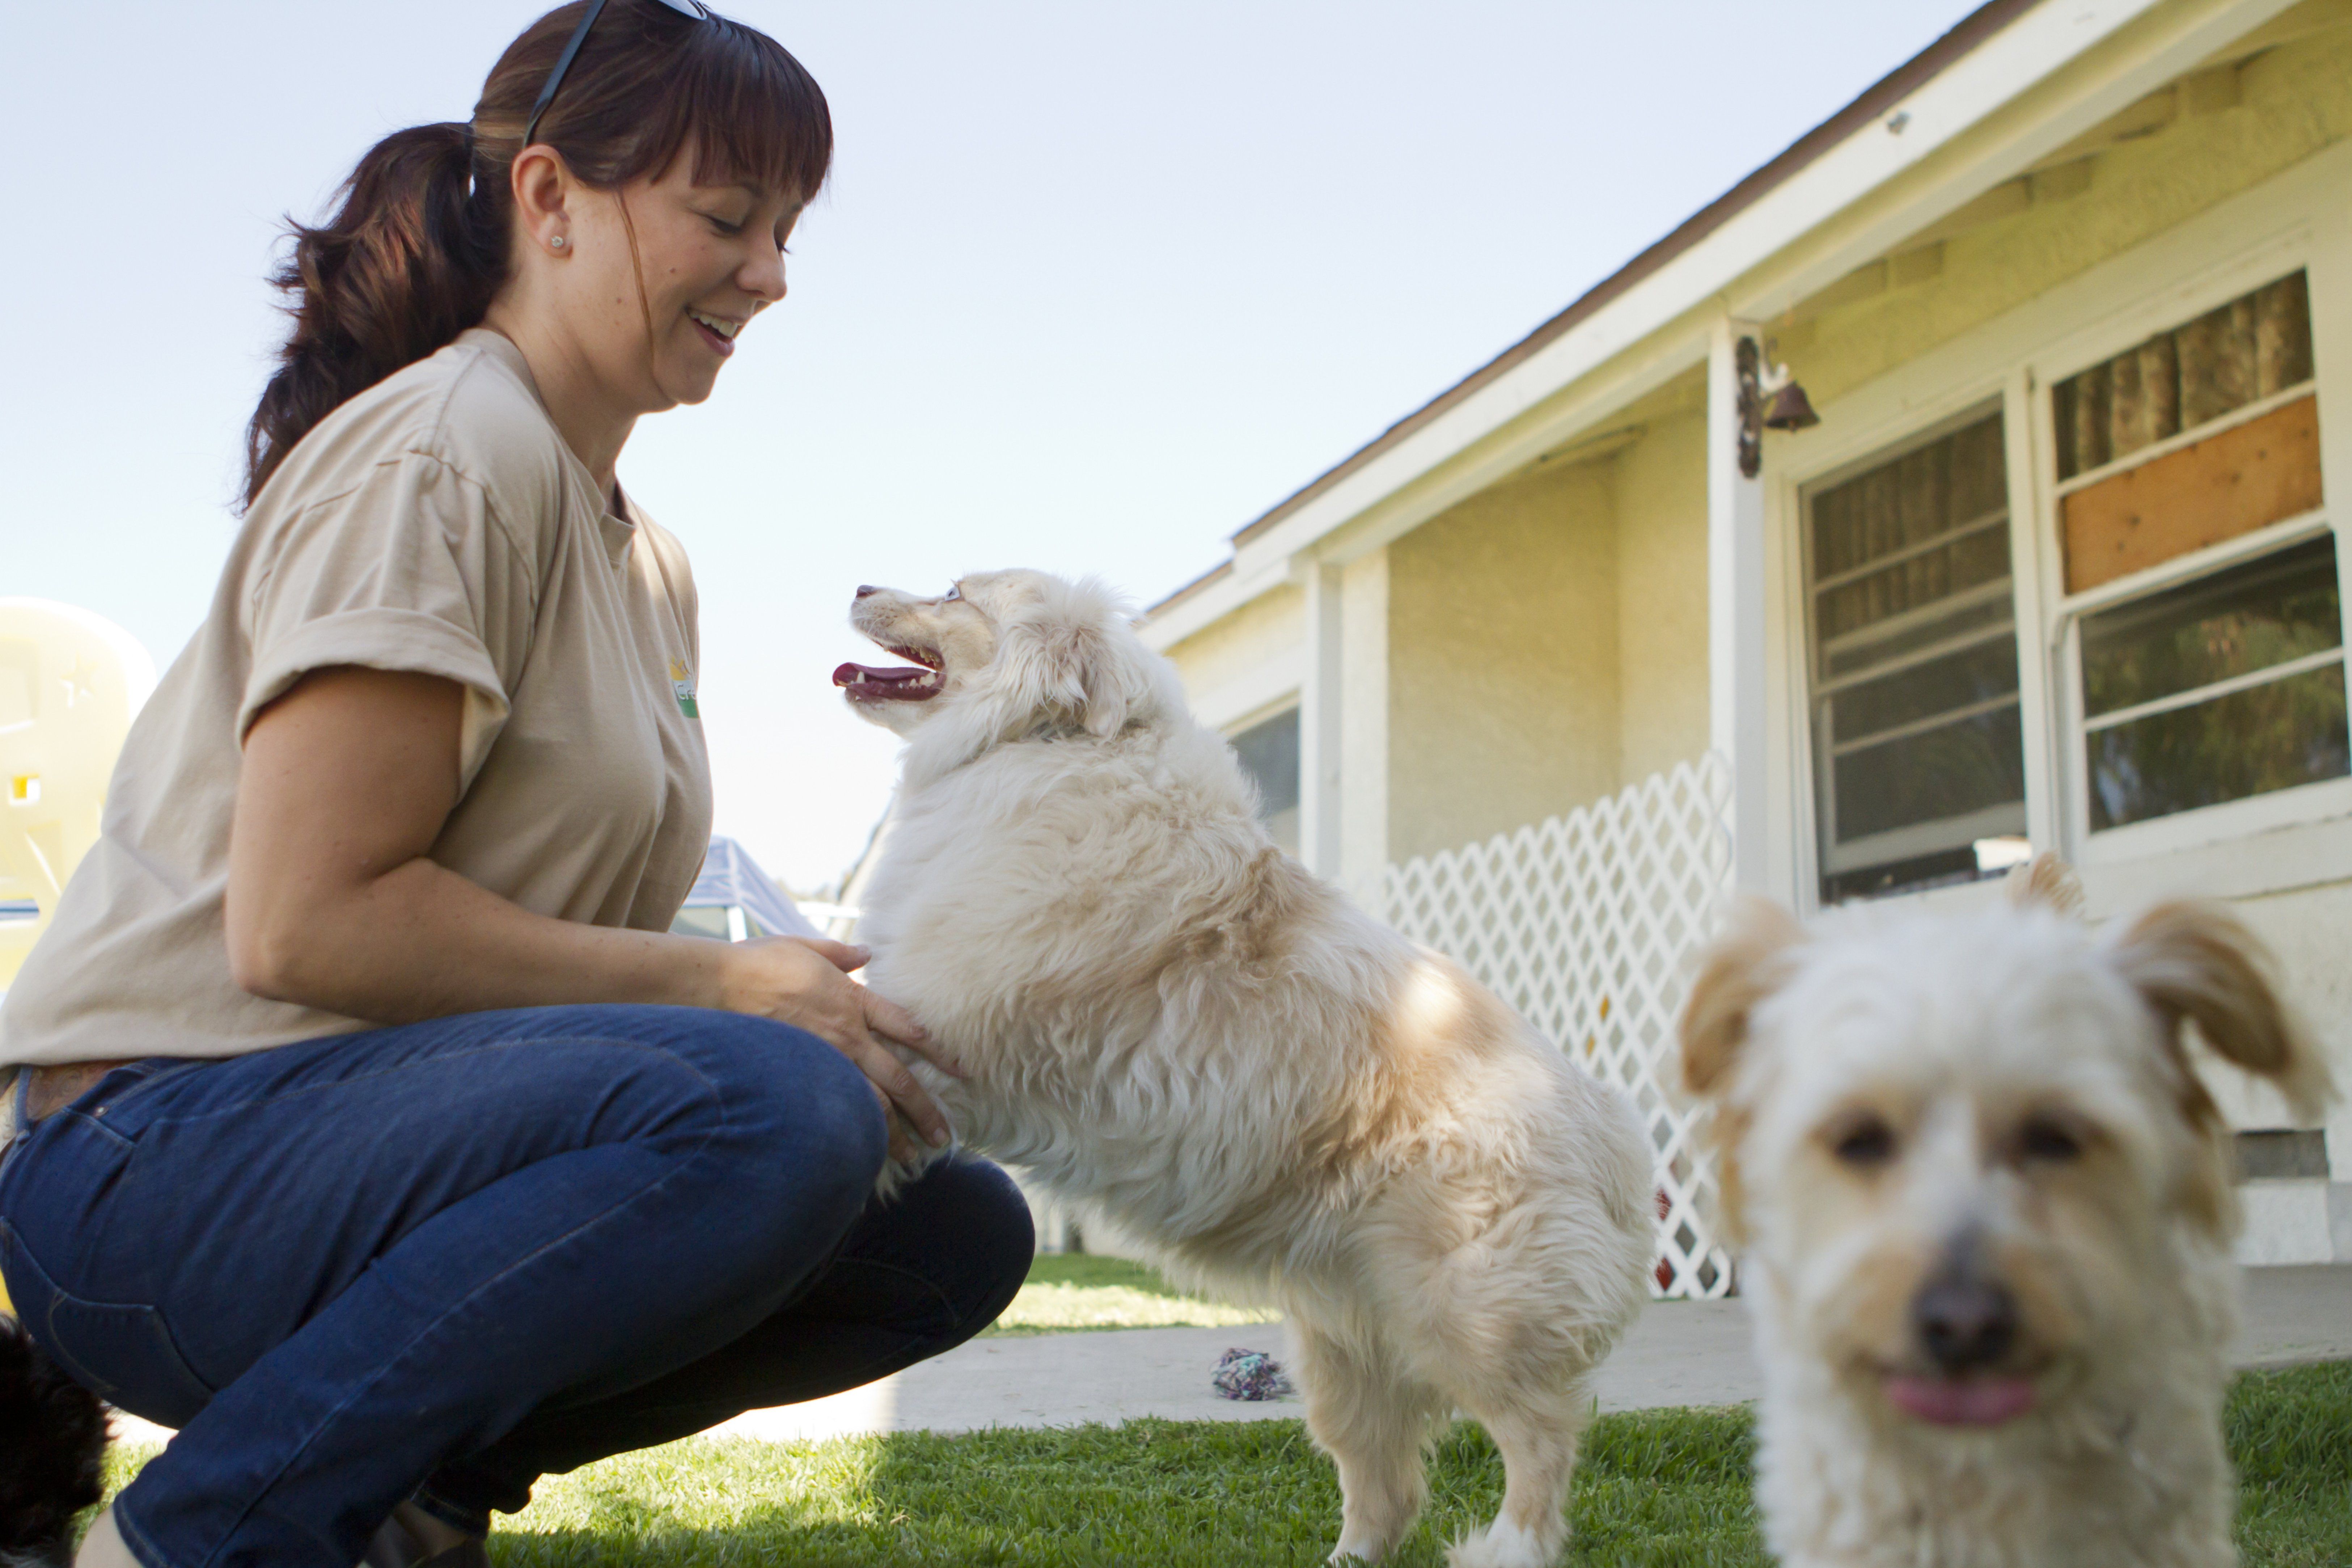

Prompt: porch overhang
xmin=1139 ymin=0 xmax=2315 ymax=652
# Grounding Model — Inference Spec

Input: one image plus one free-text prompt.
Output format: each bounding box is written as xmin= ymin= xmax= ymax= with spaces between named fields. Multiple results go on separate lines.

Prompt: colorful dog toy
xmin=1211 ymin=1347 xmax=1295 ymax=1401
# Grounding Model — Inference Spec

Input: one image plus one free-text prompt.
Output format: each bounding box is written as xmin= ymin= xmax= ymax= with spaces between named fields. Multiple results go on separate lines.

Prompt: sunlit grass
xmin=983 ymin=1253 xmax=1282 ymax=1336
xmin=92 ymin=1363 xmax=2349 ymax=1566
xmin=2228 ymin=1361 xmax=2352 ymax=1567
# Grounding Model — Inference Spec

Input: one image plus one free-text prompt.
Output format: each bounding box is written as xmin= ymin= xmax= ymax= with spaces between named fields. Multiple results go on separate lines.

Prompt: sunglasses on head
xmin=524 ymin=0 xmax=713 ymax=148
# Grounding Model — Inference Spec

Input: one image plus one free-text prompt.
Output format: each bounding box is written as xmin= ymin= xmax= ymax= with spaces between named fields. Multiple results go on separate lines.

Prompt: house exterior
xmin=1142 ymin=0 xmax=2352 ymax=1281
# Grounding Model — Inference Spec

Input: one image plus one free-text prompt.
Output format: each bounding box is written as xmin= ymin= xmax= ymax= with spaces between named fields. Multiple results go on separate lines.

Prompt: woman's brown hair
xmin=241 ymin=0 xmax=831 ymax=508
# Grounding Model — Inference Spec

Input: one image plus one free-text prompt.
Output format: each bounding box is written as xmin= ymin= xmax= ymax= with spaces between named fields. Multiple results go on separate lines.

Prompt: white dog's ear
xmin=2106 ymin=901 xmax=2335 ymax=1125
xmin=911 ymin=576 xmax=1164 ymax=780
xmin=2004 ymin=851 xmax=2086 ymax=917
xmin=1679 ymin=896 xmax=1808 ymax=1099
xmin=1023 ymin=580 xmax=1160 ymax=740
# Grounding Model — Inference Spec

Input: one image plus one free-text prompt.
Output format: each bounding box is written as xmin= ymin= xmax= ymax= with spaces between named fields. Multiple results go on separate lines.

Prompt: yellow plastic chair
xmin=0 ymin=599 xmax=155 ymax=989
xmin=0 ymin=601 xmax=149 ymax=1318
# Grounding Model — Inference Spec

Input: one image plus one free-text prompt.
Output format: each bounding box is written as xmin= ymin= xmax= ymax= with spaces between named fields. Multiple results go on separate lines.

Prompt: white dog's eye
xmin=942 ymin=585 xmax=961 ymax=602
xmin=1827 ymin=1113 xmax=1898 ymax=1168
xmin=2017 ymin=1116 xmax=2085 ymax=1164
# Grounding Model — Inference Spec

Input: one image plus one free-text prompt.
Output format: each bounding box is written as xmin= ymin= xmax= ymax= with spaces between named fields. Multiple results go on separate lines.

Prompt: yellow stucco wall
xmin=1162 ymin=582 xmax=1304 ymax=715
xmin=1387 ymin=459 xmax=1621 ymax=862
xmin=1785 ymin=25 xmax=2352 ymax=404
xmin=1383 ymin=396 xmax=1710 ymax=863
xmin=1612 ymin=407 xmax=1711 ymax=783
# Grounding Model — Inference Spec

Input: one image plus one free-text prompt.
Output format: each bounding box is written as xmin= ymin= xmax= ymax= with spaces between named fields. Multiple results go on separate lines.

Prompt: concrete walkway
xmin=113 ymin=1265 xmax=2350 ymax=1449
xmin=710 ymin=1263 xmax=2352 ymax=1444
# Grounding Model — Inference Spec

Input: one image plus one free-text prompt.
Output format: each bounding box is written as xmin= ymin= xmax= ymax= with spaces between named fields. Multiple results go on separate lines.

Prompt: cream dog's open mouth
xmin=1882 ymin=1372 xmax=2038 ymax=1426
xmin=833 ymin=642 xmax=944 ymax=704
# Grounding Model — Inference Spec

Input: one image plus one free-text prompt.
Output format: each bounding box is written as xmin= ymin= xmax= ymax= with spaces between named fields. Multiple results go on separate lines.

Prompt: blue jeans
xmin=0 ymin=1005 xmax=1033 ymax=1568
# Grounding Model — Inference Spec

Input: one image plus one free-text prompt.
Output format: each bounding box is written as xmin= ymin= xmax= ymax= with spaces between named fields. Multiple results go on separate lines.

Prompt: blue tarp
xmin=682 ymin=836 xmax=820 ymax=940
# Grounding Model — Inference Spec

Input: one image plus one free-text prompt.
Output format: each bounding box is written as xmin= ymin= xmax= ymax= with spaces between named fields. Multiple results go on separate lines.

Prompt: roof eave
xmin=1143 ymin=0 xmax=2303 ymax=638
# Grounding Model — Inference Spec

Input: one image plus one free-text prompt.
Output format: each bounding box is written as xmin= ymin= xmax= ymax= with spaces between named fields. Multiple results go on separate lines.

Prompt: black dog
xmin=0 ymin=1314 xmax=108 ymax=1568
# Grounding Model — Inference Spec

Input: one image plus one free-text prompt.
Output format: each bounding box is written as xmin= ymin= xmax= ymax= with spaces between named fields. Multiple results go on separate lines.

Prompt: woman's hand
xmin=712 ymin=935 xmax=963 ymax=1165
xmin=229 ymin=667 xmax=958 ymax=1165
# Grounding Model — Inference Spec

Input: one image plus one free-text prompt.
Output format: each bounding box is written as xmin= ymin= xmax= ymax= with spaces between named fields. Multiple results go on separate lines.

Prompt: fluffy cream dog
xmin=833 ymin=570 xmax=1653 ymax=1567
xmin=1676 ymin=858 xmax=2336 ymax=1568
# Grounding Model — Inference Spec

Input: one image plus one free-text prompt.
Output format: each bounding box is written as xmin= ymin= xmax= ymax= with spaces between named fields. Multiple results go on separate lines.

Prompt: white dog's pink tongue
xmin=832 ymin=661 xmax=942 ymax=701
xmin=1886 ymin=1375 xmax=2036 ymax=1425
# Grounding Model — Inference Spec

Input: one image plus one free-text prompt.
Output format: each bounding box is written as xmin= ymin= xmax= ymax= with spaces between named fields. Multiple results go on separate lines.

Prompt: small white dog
xmin=1676 ymin=857 xmax=2336 ymax=1568
xmin=834 ymin=570 xmax=1654 ymax=1567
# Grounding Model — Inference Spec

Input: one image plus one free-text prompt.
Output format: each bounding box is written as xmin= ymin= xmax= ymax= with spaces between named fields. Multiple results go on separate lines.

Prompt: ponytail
xmin=239 ymin=1 xmax=831 ymax=511
xmin=241 ymin=123 xmax=503 ymax=509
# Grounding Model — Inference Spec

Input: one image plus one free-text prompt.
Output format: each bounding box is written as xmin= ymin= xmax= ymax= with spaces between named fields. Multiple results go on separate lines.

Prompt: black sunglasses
xmin=524 ymin=0 xmax=713 ymax=148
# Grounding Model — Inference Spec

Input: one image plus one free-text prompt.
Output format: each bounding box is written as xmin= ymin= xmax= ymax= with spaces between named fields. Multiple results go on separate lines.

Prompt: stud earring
xmin=550 ymin=235 xmax=568 ymax=250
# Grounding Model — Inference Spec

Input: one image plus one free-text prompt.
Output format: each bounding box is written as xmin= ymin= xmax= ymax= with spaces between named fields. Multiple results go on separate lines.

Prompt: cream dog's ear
xmin=2106 ymin=901 xmax=2336 ymax=1125
xmin=908 ymin=574 xmax=1166 ymax=782
xmin=1034 ymin=579 xmax=1163 ymax=740
xmin=1679 ymin=896 xmax=1808 ymax=1099
xmin=2004 ymin=851 xmax=2086 ymax=917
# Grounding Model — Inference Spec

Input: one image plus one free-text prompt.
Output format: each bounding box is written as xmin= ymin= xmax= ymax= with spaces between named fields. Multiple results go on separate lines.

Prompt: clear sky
xmin=4 ymin=1 xmax=1970 ymax=892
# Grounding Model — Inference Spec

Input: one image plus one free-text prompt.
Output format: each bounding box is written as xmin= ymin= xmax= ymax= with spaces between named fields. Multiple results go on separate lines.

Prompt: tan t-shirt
xmin=0 ymin=329 xmax=712 ymax=1067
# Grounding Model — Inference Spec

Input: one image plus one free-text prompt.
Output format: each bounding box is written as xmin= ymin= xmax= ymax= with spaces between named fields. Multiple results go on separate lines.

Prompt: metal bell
xmin=1763 ymin=381 xmax=1821 ymax=431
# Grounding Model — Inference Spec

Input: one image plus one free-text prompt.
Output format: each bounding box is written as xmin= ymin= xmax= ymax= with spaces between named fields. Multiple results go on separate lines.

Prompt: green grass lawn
xmin=983 ymin=1253 xmax=1282 ymax=1336
xmin=100 ymin=1362 xmax=2350 ymax=1566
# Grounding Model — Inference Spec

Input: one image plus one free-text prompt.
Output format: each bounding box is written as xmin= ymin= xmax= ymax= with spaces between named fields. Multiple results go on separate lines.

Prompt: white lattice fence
xmin=1382 ymin=752 xmax=1736 ymax=1298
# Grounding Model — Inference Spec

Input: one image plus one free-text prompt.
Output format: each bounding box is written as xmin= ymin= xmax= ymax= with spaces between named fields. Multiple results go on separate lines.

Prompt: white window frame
xmin=1218 ymin=693 xmax=1302 ymax=741
xmin=1764 ymin=136 xmax=2352 ymax=914
xmin=1790 ymin=398 xmax=2033 ymax=905
xmin=2023 ymin=239 xmax=2352 ymax=867
xmin=1223 ymin=698 xmax=1304 ymax=849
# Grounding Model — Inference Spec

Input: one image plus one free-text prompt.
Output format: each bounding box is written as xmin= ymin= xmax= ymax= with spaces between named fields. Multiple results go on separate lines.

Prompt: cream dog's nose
xmin=1914 ymin=1279 xmax=2018 ymax=1372
xmin=855 ymin=584 xmax=879 ymax=599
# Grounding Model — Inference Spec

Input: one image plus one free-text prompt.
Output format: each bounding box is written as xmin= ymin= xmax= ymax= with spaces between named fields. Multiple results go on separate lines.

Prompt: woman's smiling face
xmin=547 ymin=145 xmax=804 ymax=414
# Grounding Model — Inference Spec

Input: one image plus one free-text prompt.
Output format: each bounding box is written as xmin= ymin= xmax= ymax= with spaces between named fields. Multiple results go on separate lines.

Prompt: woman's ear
xmin=508 ymin=143 xmax=576 ymax=256
xmin=2105 ymin=901 xmax=2335 ymax=1125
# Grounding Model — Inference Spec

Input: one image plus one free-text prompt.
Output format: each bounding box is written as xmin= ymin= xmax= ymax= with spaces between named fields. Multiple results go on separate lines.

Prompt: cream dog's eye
xmin=942 ymin=586 xmax=961 ymax=602
xmin=2017 ymin=1115 xmax=2084 ymax=1163
xmin=1828 ymin=1114 xmax=1897 ymax=1168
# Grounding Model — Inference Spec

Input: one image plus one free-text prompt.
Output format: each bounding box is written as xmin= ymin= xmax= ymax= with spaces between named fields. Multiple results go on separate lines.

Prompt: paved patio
xmin=111 ymin=1265 xmax=2351 ymax=1449
xmin=710 ymin=1263 xmax=2352 ymax=1443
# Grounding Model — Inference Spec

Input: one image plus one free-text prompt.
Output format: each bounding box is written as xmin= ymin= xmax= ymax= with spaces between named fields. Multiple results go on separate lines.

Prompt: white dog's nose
xmin=1913 ymin=1279 xmax=2018 ymax=1372
xmin=855 ymin=584 xmax=879 ymax=599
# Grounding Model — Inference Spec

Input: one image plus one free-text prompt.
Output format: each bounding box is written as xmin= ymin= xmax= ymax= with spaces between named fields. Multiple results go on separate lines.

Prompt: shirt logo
xmin=670 ymin=659 xmax=700 ymax=719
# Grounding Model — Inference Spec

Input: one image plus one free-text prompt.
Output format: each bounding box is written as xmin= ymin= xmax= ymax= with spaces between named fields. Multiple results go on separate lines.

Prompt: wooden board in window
xmin=2060 ymin=394 xmax=2322 ymax=594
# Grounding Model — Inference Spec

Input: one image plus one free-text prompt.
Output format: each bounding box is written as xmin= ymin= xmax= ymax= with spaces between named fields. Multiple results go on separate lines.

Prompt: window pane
xmin=1835 ymin=707 xmax=2027 ymax=842
xmin=1823 ymin=589 xmax=2010 ymax=679
xmin=2053 ymin=271 xmax=2311 ymax=479
xmin=1830 ymin=637 xmax=2020 ymax=745
xmin=1230 ymin=708 xmax=1300 ymax=853
xmin=2088 ymin=661 xmax=2349 ymax=829
xmin=2059 ymin=394 xmax=2322 ymax=595
xmin=1821 ymin=846 xmax=1985 ymax=905
xmin=1804 ymin=411 xmax=2022 ymax=901
xmin=1811 ymin=416 xmax=2005 ymax=581
xmin=2081 ymin=536 xmax=2343 ymax=718
xmin=1816 ymin=521 xmax=2010 ymax=645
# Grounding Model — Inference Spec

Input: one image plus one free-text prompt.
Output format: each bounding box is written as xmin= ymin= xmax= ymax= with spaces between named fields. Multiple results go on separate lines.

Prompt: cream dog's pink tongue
xmin=833 ymin=661 xmax=942 ymax=701
xmin=1885 ymin=1375 xmax=2036 ymax=1425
